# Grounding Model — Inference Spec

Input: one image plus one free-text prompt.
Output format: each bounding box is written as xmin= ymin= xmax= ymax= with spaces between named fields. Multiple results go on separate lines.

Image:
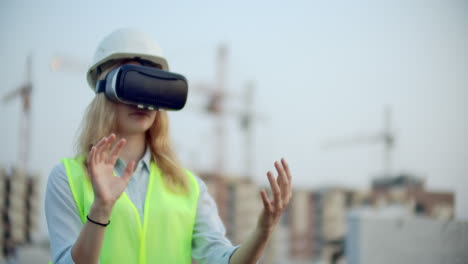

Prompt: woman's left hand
xmin=257 ymin=158 xmax=292 ymax=234
xmin=229 ymin=158 xmax=292 ymax=264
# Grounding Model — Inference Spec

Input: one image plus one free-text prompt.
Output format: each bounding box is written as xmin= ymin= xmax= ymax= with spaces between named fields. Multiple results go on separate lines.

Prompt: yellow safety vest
xmin=49 ymin=156 xmax=199 ymax=264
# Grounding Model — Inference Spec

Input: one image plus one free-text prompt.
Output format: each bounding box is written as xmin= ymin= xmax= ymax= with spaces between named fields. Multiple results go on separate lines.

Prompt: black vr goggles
xmin=96 ymin=64 xmax=188 ymax=111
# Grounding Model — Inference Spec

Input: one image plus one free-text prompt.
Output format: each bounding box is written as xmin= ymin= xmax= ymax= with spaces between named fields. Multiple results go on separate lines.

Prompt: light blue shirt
xmin=44 ymin=146 xmax=239 ymax=264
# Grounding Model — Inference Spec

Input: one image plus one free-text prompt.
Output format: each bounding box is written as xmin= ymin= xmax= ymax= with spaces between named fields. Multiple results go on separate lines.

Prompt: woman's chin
xmin=121 ymin=124 xmax=152 ymax=135
xmin=117 ymin=116 xmax=154 ymax=135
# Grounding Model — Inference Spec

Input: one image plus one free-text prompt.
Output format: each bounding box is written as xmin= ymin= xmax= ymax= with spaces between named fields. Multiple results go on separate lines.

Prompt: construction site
xmin=2 ymin=44 xmax=467 ymax=264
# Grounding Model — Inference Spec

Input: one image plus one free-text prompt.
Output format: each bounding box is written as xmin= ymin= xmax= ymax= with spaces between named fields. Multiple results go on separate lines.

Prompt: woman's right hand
xmin=87 ymin=133 xmax=136 ymax=209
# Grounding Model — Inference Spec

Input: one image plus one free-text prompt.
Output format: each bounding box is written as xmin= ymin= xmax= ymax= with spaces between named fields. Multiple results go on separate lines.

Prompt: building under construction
xmin=287 ymin=173 xmax=455 ymax=264
xmin=0 ymin=167 xmax=40 ymax=262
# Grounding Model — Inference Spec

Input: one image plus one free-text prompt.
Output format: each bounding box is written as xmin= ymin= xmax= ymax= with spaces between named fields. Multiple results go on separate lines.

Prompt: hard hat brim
xmin=86 ymin=52 xmax=169 ymax=90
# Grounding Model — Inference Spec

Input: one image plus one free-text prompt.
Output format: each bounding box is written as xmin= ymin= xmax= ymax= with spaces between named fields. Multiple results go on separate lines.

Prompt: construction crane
xmin=1 ymin=54 xmax=41 ymax=264
xmin=209 ymin=45 xmax=227 ymax=175
xmin=321 ymin=107 xmax=395 ymax=177
xmin=2 ymin=54 xmax=33 ymax=172
xmin=193 ymin=45 xmax=266 ymax=178
xmin=239 ymin=81 xmax=263 ymax=178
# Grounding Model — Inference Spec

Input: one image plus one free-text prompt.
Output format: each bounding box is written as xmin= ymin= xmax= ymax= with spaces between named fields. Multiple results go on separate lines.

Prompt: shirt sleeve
xmin=44 ymin=163 xmax=82 ymax=264
xmin=191 ymin=176 xmax=240 ymax=264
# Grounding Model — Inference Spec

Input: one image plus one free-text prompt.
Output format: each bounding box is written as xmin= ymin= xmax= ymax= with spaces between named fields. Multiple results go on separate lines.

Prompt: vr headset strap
xmin=95 ymin=80 xmax=106 ymax=94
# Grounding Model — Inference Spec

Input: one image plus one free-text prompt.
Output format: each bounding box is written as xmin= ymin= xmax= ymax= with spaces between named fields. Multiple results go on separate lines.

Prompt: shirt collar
xmin=141 ymin=145 xmax=152 ymax=171
xmin=115 ymin=145 xmax=152 ymax=173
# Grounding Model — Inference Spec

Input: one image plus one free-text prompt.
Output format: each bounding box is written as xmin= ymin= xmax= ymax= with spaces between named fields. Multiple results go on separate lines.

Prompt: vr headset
xmin=96 ymin=64 xmax=188 ymax=111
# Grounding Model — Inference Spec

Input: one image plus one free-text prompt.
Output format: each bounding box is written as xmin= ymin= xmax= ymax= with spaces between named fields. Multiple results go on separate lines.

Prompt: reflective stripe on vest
xmin=55 ymin=156 xmax=199 ymax=264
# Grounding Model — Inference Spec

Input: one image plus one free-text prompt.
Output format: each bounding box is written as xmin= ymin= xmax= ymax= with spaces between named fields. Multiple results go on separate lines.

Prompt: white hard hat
xmin=87 ymin=28 xmax=169 ymax=90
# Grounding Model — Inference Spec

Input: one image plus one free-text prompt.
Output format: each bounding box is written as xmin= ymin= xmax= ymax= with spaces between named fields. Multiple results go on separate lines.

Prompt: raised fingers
xmin=275 ymin=160 xmax=289 ymax=196
xmin=277 ymin=158 xmax=292 ymax=201
xmin=94 ymin=136 xmax=108 ymax=162
xmin=267 ymin=171 xmax=282 ymax=211
xmin=103 ymin=134 xmax=117 ymax=157
xmin=281 ymin=158 xmax=292 ymax=182
xmin=109 ymin=138 xmax=126 ymax=165
xmin=88 ymin=145 xmax=96 ymax=167
xmin=260 ymin=189 xmax=274 ymax=214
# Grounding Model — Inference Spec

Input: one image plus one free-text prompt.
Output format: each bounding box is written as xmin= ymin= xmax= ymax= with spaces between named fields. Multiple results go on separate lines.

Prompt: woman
xmin=45 ymin=28 xmax=292 ymax=264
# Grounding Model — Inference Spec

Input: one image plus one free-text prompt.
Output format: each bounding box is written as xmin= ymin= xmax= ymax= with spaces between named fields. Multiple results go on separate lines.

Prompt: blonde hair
xmin=75 ymin=93 xmax=189 ymax=194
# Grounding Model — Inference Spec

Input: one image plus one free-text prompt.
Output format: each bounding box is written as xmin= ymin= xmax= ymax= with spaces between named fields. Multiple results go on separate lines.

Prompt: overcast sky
xmin=1 ymin=0 xmax=467 ymax=237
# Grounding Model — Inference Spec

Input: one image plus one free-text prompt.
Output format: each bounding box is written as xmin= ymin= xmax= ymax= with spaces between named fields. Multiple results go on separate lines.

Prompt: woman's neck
xmin=117 ymin=133 xmax=147 ymax=164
